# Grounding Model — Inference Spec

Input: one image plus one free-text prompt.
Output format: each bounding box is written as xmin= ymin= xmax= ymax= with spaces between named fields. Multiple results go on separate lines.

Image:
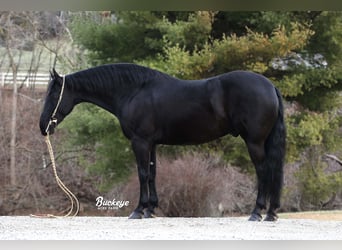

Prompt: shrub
xmin=117 ymin=152 xmax=255 ymax=217
xmin=296 ymin=149 xmax=342 ymax=210
xmin=281 ymin=148 xmax=342 ymax=212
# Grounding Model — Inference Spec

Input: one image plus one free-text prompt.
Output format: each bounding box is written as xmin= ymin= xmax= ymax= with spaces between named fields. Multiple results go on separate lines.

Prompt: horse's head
xmin=39 ymin=68 xmax=74 ymax=136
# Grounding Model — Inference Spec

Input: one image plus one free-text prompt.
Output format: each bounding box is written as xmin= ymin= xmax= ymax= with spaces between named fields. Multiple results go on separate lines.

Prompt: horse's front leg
xmin=144 ymin=146 xmax=158 ymax=218
xmin=128 ymin=138 xmax=151 ymax=219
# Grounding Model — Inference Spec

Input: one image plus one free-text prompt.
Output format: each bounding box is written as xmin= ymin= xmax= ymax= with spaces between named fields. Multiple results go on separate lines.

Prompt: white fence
xmin=1 ymin=72 xmax=50 ymax=88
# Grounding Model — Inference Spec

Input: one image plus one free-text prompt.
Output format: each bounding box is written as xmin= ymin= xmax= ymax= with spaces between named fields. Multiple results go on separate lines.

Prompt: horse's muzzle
xmin=47 ymin=124 xmax=56 ymax=135
xmin=40 ymin=118 xmax=57 ymax=136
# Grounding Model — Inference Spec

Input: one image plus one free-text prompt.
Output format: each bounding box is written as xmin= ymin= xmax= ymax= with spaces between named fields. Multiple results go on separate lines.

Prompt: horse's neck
xmin=69 ymin=70 xmax=139 ymax=116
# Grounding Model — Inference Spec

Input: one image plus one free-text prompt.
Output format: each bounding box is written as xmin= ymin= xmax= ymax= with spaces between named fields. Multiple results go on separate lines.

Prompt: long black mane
xmin=66 ymin=63 xmax=167 ymax=95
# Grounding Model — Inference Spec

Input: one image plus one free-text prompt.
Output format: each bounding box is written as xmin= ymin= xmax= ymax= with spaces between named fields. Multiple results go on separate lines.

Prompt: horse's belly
xmin=159 ymin=118 xmax=232 ymax=145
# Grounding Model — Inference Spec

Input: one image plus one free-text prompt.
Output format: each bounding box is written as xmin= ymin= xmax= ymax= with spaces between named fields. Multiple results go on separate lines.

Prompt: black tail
xmin=264 ymin=87 xmax=286 ymax=210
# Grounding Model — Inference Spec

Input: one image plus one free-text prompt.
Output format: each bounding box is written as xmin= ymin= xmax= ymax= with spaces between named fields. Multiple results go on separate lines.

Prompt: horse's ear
xmin=49 ymin=69 xmax=54 ymax=79
xmin=52 ymin=68 xmax=60 ymax=79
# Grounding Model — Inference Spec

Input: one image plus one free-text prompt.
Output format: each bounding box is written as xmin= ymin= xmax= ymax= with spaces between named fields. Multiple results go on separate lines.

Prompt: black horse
xmin=39 ymin=63 xmax=286 ymax=221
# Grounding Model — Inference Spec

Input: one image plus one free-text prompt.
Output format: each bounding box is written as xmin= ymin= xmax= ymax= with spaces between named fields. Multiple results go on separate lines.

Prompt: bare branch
xmin=324 ymin=154 xmax=342 ymax=166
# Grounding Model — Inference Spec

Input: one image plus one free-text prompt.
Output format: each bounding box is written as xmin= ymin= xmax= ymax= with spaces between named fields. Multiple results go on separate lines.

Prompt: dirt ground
xmin=1 ymin=214 xmax=342 ymax=240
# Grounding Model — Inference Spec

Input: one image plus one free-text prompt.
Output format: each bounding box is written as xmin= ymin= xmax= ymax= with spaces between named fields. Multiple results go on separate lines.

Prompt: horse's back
xmin=220 ymin=71 xmax=275 ymax=95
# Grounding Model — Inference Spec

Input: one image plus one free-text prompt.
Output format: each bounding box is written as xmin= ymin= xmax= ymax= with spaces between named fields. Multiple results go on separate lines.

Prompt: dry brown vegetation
xmin=0 ymin=88 xmax=99 ymax=215
xmin=115 ymin=153 xmax=255 ymax=217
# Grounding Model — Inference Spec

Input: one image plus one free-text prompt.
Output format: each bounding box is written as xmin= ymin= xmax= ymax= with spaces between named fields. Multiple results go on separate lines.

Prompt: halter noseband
xmin=45 ymin=75 xmax=65 ymax=134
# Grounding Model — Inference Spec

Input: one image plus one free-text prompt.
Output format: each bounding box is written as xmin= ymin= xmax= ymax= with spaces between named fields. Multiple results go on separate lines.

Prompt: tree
xmin=0 ymin=11 xmax=78 ymax=186
xmin=70 ymin=11 xmax=162 ymax=64
xmin=0 ymin=11 xmax=32 ymax=185
xmin=60 ymin=104 xmax=134 ymax=191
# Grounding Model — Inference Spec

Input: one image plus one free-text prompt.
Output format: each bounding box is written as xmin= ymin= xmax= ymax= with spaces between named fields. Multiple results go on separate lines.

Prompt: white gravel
xmin=0 ymin=216 xmax=341 ymax=240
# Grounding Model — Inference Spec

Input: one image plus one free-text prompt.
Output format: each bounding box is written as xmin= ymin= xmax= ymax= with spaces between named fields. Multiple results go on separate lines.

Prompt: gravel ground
xmin=0 ymin=216 xmax=342 ymax=240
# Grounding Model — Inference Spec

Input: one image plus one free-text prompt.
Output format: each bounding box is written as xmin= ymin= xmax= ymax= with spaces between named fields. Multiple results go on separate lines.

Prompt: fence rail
xmin=1 ymin=72 xmax=50 ymax=87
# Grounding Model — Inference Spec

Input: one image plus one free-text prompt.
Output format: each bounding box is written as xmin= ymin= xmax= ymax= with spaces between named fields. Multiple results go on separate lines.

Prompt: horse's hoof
xmin=128 ymin=211 xmax=143 ymax=219
xmin=248 ymin=212 xmax=262 ymax=221
xmin=144 ymin=209 xmax=157 ymax=218
xmin=264 ymin=213 xmax=278 ymax=222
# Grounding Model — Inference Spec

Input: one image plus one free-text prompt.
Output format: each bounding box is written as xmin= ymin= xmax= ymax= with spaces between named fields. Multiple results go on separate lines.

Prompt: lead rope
xmin=44 ymin=75 xmax=65 ymax=135
xmin=31 ymin=75 xmax=80 ymax=218
xmin=30 ymin=135 xmax=80 ymax=218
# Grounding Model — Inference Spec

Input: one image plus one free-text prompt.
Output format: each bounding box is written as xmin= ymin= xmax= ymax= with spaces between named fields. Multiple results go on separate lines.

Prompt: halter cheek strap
xmin=45 ymin=75 xmax=65 ymax=134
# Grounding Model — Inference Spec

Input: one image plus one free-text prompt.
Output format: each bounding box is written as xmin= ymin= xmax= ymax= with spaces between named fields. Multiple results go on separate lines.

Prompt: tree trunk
xmin=9 ymin=69 xmax=17 ymax=186
xmin=5 ymin=12 xmax=18 ymax=186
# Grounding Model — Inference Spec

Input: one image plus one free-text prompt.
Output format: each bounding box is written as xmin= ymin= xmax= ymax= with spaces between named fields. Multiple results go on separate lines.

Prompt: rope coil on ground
xmin=30 ymin=134 xmax=80 ymax=218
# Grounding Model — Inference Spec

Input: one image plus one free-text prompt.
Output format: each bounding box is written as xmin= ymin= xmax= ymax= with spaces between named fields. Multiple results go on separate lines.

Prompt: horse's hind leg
xmin=264 ymin=195 xmax=280 ymax=221
xmin=264 ymin=172 xmax=282 ymax=221
xmin=245 ymin=141 xmax=267 ymax=221
xmin=144 ymin=146 xmax=158 ymax=218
